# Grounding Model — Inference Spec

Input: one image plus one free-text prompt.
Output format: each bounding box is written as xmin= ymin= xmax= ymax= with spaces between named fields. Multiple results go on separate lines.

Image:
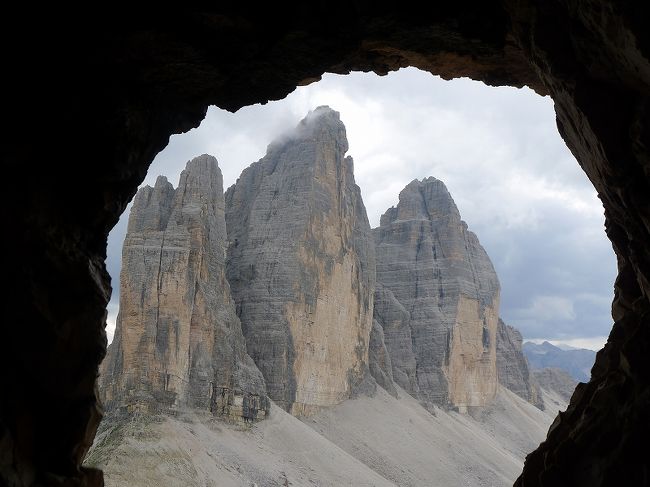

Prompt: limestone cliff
xmin=225 ymin=106 xmax=375 ymax=415
xmin=373 ymin=178 xmax=500 ymax=411
xmin=100 ymin=155 xmax=268 ymax=421
xmin=496 ymin=319 xmax=543 ymax=410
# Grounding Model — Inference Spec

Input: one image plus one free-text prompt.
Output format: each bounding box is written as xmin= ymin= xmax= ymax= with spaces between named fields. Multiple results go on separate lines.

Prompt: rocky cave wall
xmin=2 ymin=2 xmax=649 ymax=486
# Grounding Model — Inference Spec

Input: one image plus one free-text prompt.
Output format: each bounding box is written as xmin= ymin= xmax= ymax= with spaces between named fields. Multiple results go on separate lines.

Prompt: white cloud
xmin=106 ymin=301 xmax=118 ymax=344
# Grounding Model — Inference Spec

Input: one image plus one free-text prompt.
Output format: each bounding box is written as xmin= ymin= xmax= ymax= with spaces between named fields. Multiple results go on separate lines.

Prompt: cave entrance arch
xmin=3 ymin=5 xmax=649 ymax=487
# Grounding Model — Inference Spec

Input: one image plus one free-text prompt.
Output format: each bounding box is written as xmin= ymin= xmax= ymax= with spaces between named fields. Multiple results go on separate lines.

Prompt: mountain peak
xmin=225 ymin=107 xmax=373 ymax=415
xmin=265 ymin=106 xmax=348 ymax=157
xmin=373 ymin=176 xmax=500 ymax=409
xmin=379 ymin=175 xmax=461 ymax=226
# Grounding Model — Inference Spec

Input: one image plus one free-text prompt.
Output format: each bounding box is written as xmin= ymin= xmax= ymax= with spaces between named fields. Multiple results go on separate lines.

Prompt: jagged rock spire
xmin=100 ymin=155 xmax=268 ymax=421
xmin=225 ymin=107 xmax=376 ymax=415
xmin=372 ymin=177 xmax=500 ymax=411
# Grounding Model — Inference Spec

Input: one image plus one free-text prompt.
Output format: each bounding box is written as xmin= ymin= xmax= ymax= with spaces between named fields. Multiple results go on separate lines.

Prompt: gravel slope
xmin=87 ymin=386 xmax=562 ymax=487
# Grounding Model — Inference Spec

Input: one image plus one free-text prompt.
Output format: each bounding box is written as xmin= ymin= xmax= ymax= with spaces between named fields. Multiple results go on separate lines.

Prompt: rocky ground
xmin=87 ymin=385 xmax=565 ymax=487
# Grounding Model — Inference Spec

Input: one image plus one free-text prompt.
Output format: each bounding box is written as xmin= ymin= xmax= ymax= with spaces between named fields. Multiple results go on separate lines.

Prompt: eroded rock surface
xmin=100 ymin=155 xmax=268 ymax=421
xmin=225 ymin=107 xmax=375 ymax=415
xmin=368 ymin=320 xmax=398 ymax=397
xmin=373 ymin=178 xmax=500 ymax=411
xmin=532 ymin=368 xmax=578 ymax=404
xmin=496 ymin=319 xmax=543 ymax=409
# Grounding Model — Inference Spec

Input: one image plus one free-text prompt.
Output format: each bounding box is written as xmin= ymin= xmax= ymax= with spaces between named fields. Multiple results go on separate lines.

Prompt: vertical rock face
xmin=496 ymin=319 xmax=543 ymax=409
xmin=225 ymin=106 xmax=375 ymax=415
xmin=372 ymin=283 xmax=418 ymax=395
xmin=373 ymin=178 xmax=500 ymax=411
xmin=368 ymin=320 xmax=398 ymax=397
xmin=100 ymin=155 xmax=268 ymax=421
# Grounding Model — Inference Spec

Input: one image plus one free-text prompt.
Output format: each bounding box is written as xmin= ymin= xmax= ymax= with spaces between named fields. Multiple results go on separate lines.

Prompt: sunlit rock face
xmin=496 ymin=319 xmax=543 ymax=409
xmin=100 ymin=155 xmax=268 ymax=421
xmin=373 ymin=178 xmax=500 ymax=411
xmin=225 ymin=107 xmax=376 ymax=416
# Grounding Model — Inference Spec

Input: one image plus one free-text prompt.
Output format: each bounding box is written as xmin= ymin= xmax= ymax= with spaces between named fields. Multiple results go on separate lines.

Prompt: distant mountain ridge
xmin=523 ymin=341 xmax=596 ymax=382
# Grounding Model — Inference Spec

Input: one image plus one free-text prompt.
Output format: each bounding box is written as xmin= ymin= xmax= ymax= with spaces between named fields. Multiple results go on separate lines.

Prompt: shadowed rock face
xmin=373 ymin=178 xmax=500 ymax=411
xmin=4 ymin=4 xmax=650 ymax=485
xmin=100 ymin=155 xmax=268 ymax=421
xmin=225 ymin=107 xmax=375 ymax=415
xmin=496 ymin=319 xmax=544 ymax=410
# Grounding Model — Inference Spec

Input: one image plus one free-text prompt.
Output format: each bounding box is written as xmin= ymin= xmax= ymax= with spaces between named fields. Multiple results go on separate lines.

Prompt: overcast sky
xmin=105 ymin=68 xmax=616 ymax=351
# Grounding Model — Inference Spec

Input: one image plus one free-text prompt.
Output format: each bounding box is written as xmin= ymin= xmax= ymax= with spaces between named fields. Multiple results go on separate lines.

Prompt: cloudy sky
xmin=105 ymin=68 xmax=616 ymax=351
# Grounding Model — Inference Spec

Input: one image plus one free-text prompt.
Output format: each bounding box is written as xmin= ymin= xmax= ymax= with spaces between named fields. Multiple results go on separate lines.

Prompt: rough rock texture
xmin=496 ymin=319 xmax=544 ymax=410
xmin=85 ymin=385 xmax=557 ymax=487
xmin=100 ymin=155 xmax=268 ymax=421
xmin=368 ymin=320 xmax=398 ymax=398
xmin=225 ymin=107 xmax=375 ymax=416
xmin=523 ymin=341 xmax=596 ymax=382
xmin=4 ymin=4 xmax=650 ymax=486
xmin=532 ymin=368 xmax=578 ymax=404
xmin=373 ymin=178 xmax=500 ymax=411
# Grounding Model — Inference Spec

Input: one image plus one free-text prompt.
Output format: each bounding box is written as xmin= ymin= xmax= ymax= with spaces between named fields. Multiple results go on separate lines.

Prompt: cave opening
xmin=95 ymin=68 xmax=616 ymax=485
xmin=4 ymin=5 xmax=649 ymax=486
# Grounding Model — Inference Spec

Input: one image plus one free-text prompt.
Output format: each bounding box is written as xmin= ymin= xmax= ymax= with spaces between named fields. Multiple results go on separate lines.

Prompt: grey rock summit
xmin=496 ymin=319 xmax=543 ymax=409
xmin=100 ymin=155 xmax=268 ymax=421
xmin=225 ymin=106 xmax=376 ymax=416
xmin=371 ymin=177 xmax=500 ymax=411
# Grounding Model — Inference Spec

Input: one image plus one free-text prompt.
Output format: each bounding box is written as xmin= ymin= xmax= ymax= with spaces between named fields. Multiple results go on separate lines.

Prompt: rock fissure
xmin=154 ymin=230 xmax=166 ymax=354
